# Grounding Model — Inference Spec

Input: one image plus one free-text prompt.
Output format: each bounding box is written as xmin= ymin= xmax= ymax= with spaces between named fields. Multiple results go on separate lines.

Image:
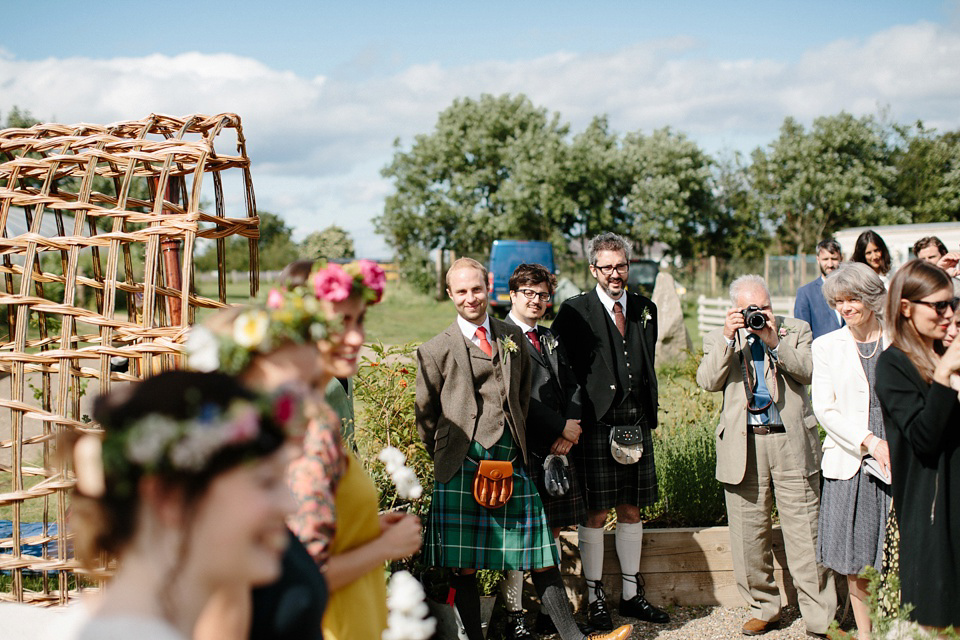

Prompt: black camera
xmin=742 ymin=305 xmax=767 ymax=330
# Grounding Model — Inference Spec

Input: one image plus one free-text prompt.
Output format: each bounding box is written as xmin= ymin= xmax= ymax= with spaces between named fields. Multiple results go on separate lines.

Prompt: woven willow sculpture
xmin=0 ymin=113 xmax=260 ymax=604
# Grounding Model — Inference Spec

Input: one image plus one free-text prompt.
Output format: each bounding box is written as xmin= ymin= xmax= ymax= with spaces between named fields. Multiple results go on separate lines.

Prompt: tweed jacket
xmin=505 ymin=318 xmax=583 ymax=452
xmin=416 ymin=316 xmax=533 ymax=483
xmin=551 ymin=288 xmax=658 ymax=427
xmin=696 ymin=316 xmax=821 ymax=485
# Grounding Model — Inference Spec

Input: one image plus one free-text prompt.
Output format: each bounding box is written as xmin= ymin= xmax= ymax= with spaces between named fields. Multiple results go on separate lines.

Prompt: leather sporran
xmin=542 ymin=454 xmax=572 ymax=497
xmin=472 ymin=459 xmax=514 ymax=508
xmin=609 ymin=425 xmax=644 ymax=465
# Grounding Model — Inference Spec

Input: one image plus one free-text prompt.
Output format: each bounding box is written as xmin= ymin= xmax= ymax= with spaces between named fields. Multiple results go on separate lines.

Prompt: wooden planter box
xmin=554 ymin=526 xmax=799 ymax=609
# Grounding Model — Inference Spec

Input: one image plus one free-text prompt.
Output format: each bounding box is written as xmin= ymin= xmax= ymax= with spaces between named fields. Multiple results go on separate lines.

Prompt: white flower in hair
xmin=185 ymin=326 xmax=220 ymax=372
xmin=383 ymin=570 xmax=435 ymax=640
xmin=126 ymin=415 xmax=180 ymax=465
xmin=233 ymin=309 xmax=270 ymax=349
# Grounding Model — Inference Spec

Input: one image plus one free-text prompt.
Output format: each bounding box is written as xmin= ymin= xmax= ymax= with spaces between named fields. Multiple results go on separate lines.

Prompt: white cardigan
xmin=811 ymin=326 xmax=888 ymax=480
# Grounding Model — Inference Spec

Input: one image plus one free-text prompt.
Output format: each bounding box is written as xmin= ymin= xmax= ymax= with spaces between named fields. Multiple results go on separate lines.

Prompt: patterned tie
xmin=475 ymin=326 xmax=492 ymax=357
xmin=525 ymin=329 xmax=542 ymax=354
xmin=613 ymin=301 xmax=626 ymax=337
xmin=750 ymin=338 xmax=772 ymax=422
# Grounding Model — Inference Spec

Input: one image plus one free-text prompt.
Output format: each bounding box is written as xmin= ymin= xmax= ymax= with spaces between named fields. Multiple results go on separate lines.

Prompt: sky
xmin=3 ymin=1 xmax=960 ymax=258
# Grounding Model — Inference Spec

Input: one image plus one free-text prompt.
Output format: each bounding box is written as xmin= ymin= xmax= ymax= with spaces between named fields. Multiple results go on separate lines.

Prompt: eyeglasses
xmin=593 ymin=262 xmax=629 ymax=276
xmin=516 ymin=288 xmax=551 ymax=302
xmin=909 ymin=298 xmax=959 ymax=316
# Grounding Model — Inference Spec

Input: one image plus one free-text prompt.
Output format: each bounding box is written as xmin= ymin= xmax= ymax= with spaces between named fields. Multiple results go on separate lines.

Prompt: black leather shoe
xmin=587 ymin=598 xmax=614 ymax=631
xmin=619 ymin=594 xmax=670 ymax=624
xmin=504 ymin=610 xmax=537 ymax=640
xmin=534 ymin=611 xmax=556 ymax=635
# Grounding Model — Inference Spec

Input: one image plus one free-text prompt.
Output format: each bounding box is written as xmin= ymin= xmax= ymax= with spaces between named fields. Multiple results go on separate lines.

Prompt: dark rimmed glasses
xmin=516 ymin=288 xmax=551 ymax=302
xmin=593 ymin=262 xmax=629 ymax=276
xmin=909 ymin=297 xmax=960 ymax=316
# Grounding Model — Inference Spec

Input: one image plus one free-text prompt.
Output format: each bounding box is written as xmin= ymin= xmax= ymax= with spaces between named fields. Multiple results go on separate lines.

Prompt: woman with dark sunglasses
xmin=875 ymin=260 xmax=960 ymax=632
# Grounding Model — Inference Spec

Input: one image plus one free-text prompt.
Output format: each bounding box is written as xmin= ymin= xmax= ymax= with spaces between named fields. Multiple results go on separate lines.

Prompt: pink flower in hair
xmin=267 ymin=288 xmax=284 ymax=310
xmin=274 ymin=393 xmax=294 ymax=424
xmin=358 ymin=260 xmax=386 ymax=303
xmin=313 ymin=264 xmax=353 ymax=302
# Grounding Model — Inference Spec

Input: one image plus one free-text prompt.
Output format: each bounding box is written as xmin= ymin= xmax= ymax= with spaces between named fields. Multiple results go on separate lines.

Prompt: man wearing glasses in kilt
xmin=552 ymin=232 xmax=670 ymax=630
xmin=416 ymin=258 xmax=632 ymax=640
xmin=501 ymin=263 xmax=588 ymax=638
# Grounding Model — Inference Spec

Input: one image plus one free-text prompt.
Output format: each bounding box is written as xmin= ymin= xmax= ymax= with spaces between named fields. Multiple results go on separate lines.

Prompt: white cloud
xmin=2 ymin=21 xmax=959 ymax=257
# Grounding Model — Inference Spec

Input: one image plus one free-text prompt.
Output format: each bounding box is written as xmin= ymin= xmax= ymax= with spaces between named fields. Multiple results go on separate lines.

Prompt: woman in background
xmin=852 ymin=230 xmax=893 ymax=286
xmin=71 ymin=371 xmax=297 ymax=640
xmin=875 ymin=260 xmax=960 ymax=631
xmin=811 ymin=263 xmax=890 ymax=640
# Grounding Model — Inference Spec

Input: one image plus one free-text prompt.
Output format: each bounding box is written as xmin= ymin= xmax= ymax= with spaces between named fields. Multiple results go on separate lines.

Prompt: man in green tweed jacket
xmin=416 ymin=258 xmax=632 ymax=640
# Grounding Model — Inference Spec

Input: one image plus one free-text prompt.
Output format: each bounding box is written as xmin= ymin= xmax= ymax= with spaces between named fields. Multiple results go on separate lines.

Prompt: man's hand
xmin=561 ymin=419 xmax=581 ymax=444
xmin=753 ymin=307 xmax=780 ymax=350
xmin=550 ymin=437 xmax=574 ymax=455
xmin=723 ymin=307 xmax=746 ymax=341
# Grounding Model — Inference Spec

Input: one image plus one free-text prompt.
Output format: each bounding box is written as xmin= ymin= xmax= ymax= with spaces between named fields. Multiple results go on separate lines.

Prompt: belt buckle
xmin=753 ymin=426 xmax=770 ymax=435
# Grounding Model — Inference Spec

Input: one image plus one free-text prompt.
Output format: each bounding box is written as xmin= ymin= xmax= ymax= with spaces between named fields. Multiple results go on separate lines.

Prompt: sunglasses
xmin=909 ymin=298 xmax=960 ymax=316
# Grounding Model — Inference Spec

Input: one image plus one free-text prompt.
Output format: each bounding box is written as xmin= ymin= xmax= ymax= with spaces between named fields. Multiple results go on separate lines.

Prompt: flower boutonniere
xmin=499 ymin=335 xmax=519 ymax=357
xmin=542 ymin=334 xmax=558 ymax=355
xmin=778 ymin=325 xmax=793 ymax=339
xmin=641 ymin=306 xmax=653 ymax=329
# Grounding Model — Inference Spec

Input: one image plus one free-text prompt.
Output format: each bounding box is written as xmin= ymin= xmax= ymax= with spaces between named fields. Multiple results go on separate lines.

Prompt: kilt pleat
xmin=424 ymin=432 xmax=558 ymax=570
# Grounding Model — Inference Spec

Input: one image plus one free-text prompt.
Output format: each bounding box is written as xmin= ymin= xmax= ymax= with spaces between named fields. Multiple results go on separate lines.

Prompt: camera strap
xmin=736 ymin=334 xmax=773 ymax=415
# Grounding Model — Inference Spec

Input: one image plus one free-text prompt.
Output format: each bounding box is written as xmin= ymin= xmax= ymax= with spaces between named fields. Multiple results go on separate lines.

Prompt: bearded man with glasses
xmin=552 ymin=232 xmax=669 ymax=629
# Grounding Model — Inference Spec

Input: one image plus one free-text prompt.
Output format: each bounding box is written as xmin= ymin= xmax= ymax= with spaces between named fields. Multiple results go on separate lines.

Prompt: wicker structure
xmin=0 ymin=113 xmax=260 ymax=604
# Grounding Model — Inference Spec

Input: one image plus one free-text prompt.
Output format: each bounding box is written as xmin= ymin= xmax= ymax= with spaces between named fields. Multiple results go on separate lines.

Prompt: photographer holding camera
xmin=696 ymin=275 xmax=836 ymax=638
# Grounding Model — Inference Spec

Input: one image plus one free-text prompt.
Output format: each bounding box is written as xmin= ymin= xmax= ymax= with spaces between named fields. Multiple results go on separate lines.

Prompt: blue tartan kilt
xmin=576 ymin=397 xmax=659 ymax=511
xmin=424 ymin=431 xmax=559 ymax=570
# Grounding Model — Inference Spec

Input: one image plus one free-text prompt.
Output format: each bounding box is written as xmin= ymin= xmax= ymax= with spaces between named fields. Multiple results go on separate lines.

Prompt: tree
xmin=890 ymin=123 xmax=960 ymax=222
xmin=751 ymin=113 xmax=906 ymax=254
xmin=713 ymin=151 xmax=769 ymax=261
xmin=622 ymin=127 xmax=718 ymax=261
xmin=1 ymin=106 xmax=40 ymax=129
xmin=194 ymin=211 xmax=297 ymax=272
xmin=377 ymin=93 xmax=570 ymax=259
xmin=300 ymin=225 xmax=356 ymax=261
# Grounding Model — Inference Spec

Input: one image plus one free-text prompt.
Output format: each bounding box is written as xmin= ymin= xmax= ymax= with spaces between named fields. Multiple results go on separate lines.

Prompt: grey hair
xmin=588 ymin=232 xmax=632 ymax=265
xmin=821 ymin=262 xmax=886 ymax=317
xmin=729 ymin=275 xmax=770 ymax=306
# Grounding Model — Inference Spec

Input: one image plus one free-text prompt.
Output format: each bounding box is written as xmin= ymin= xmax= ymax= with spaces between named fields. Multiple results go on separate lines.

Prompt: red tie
xmin=525 ymin=329 xmax=542 ymax=354
xmin=613 ymin=301 xmax=626 ymax=337
xmin=475 ymin=326 xmax=492 ymax=356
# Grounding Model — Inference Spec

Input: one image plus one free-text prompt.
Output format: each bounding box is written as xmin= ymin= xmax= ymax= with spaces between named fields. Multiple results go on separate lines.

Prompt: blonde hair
xmin=884 ymin=260 xmax=953 ymax=383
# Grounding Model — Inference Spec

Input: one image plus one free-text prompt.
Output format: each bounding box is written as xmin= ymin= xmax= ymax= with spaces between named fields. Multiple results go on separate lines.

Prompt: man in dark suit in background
xmin=794 ymin=239 xmax=843 ymax=340
xmin=502 ymin=263 xmax=587 ymax=638
xmin=552 ymin=233 xmax=669 ymax=629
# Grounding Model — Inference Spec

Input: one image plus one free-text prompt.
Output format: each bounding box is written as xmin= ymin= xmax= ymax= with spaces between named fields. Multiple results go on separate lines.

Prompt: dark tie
xmin=525 ymin=329 xmax=542 ymax=354
xmin=750 ymin=339 xmax=772 ymax=422
xmin=613 ymin=301 xmax=626 ymax=337
xmin=475 ymin=326 xmax=492 ymax=357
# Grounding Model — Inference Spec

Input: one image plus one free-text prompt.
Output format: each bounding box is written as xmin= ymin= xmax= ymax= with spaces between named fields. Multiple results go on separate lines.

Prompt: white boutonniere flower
xmin=641 ymin=306 xmax=653 ymax=329
xmin=543 ymin=334 xmax=558 ymax=355
xmin=499 ymin=336 xmax=519 ymax=356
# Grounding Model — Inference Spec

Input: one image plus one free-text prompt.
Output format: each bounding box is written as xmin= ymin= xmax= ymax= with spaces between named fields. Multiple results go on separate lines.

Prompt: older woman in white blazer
xmin=812 ymin=262 xmax=891 ymax=640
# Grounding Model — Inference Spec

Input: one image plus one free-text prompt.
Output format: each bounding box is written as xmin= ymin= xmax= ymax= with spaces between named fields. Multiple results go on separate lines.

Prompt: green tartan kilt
xmin=424 ymin=431 xmax=559 ymax=570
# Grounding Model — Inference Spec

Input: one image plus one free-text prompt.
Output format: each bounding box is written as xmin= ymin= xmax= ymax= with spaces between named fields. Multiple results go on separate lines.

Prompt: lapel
xmin=538 ymin=326 xmax=562 ymax=382
xmin=813 ymin=278 xmax=842 ymax=330
xmin=841 ymin=327 xmax=888 ymax=383
xmin=443 ymin=321 xmax=472 ymax=381
xmin=586 ymin=289 xmax=617 ymax=381
xmin=487 ymin=317 xmax=512 ymax=391
xmin=737 ymin=328 xmax=780 ymax=404
xmin=506 ymin=315 xmax=547 ymax=367
xmin=625 ymin=293 xmax=655 ymax=377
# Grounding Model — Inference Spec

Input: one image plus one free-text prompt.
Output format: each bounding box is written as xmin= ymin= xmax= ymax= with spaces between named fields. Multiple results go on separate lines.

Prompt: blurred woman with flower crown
xmin=69 ymin=371 xmax=299 ymax=640
xmin=277 ymin=260 xmax=422 ymax=640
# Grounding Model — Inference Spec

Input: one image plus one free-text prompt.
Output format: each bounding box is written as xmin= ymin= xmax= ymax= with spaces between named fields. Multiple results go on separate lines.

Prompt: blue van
xmin=487 ymin=240 xmax=556 ymax=317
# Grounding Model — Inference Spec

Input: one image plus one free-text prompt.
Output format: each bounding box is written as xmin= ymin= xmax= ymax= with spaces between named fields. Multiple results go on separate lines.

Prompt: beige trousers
xmin=723 ymin=431 xmax=837 ymax=635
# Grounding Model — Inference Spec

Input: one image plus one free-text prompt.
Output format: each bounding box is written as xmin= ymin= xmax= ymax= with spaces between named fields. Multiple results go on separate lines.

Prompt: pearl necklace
xmin=853 ymin=321 xmax=882 ymax=359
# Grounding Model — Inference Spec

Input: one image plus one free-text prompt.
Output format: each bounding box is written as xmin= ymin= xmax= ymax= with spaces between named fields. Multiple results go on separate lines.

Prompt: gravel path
xmin=609 ymin=604 xmax=819 ymax=639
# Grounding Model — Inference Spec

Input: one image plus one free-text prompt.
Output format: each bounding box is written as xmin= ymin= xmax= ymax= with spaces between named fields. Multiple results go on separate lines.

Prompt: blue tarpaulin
xmin=0 ymin=520 xmax=59 ymax=558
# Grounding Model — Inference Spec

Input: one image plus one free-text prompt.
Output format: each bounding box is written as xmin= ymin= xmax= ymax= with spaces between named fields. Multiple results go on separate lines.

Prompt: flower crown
xmin=311 ymin=260 xmax=386 ymax=305
xmin=185 ymin=261 xmax=385 ymax=374
xmin=74 ymin=389 xmax=307 ymax=498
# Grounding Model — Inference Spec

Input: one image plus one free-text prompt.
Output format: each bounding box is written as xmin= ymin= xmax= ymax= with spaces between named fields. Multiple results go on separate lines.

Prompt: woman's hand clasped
xmin=378 ymin=511 xmax=422 ymax=560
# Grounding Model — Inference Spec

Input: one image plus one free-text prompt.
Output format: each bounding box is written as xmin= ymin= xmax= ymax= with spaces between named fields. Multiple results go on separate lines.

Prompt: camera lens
xmin=748 ymin=313 xmax=766 ymax=330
